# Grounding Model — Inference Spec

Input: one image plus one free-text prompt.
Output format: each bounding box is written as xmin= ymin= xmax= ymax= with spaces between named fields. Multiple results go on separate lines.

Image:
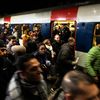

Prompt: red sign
xmin=4 ymin=16 xmax=11 ymax=23
xmin=51 ymin=7 xmax=78 ymax=21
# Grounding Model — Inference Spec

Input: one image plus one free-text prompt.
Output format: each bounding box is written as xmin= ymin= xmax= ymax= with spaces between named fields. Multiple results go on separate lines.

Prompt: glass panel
xmin=93 ymin=23 xmax=100 ymax=46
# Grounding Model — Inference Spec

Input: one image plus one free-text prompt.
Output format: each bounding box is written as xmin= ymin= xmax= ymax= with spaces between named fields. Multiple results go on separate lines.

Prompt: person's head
xmin=0 ymin=39 xmax=5 ymax=47
xmin=96 ymin=24 xmax=100 ymax=29
xmin=38 ymin=43 xmax=46 ymax=54
xmin=15 ymin=54 xmax=43 ymax=84
xmin=21 ymin=34 xmax=30 ymax=42
xmin=26 ymin=41 xmax=37 ymax=53
xmin=55 ymin=25 xmax=60 ymax=30
xmin=11 ymin=45 xmax=26 ymax=56
xmin=43 ymin=39 xmax=51 ymax=46
xmin=12 ymin=28 xmax=17 ymax=32
xmin=7 ymin=35 xmax=17 ymax=45
xmin=68 ymin=37 xmax=75 ymax=47
xmin=0 ymin=39 xmax=7 ymax=56
xmin=28 ymin=31 xmax=37 ymax=37
xmin=54 ymin=34 xmax=61 ymax=43
xmin=33 ymin=27 xmax=40 ymax=35
xmin=61 ymin=70 xmax=100 ymax=100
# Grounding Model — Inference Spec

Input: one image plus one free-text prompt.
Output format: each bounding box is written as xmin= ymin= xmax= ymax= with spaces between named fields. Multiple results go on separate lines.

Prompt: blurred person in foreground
xmin=0 ymin=39 xmax=15 ymax=100
xmin=5 ymin=54 xmax=48 ymax=100
xmin=49 ymin=70 xmax=100 ymax=100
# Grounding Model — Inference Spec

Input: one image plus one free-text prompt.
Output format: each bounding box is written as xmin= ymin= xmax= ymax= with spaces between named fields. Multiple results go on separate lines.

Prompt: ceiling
xmin=0 ymin=0 xmax=99 ymax=17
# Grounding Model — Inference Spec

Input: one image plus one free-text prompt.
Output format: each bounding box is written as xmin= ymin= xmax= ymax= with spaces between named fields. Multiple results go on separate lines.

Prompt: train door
xmin=41 ymin=23 xmax=51 ymax=38
xmin=51 ymin=20 xmax=76 ymax=43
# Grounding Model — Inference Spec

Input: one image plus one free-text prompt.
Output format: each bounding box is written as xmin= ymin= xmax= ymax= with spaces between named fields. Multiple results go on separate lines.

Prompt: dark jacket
xmin=56 ymin=43 xmax=75 ymax=76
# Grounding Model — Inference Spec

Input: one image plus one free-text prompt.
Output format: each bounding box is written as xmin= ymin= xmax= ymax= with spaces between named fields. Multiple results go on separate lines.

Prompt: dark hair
xmin=26 ymin=41 xmax=37 ymax=53
xmin=14 ymin=54 xmax=39 ymax=71
xmin=0 ymin=39 xmax=5 ymax=47
xmin=37 ymin=42 xmax=46 ymax=49
xmin=68 ymin=37 xmax=75 ymax=42
xmin=7 ymin=35 xmax=16 ymax=41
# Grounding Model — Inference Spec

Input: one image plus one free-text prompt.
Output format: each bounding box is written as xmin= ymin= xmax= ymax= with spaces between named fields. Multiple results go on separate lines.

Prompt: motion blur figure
xmin=51 ymin=37 xmax=79 ymax=90
xmin=56 ymin=37 xmax=79 ymax=78
xmin=0 ymin=39 xmax=14 ymax=100
xmin=49 ymin=70 xmax=100 ymax=100
xmin=5 ymin=54 xmax=48 ymax=100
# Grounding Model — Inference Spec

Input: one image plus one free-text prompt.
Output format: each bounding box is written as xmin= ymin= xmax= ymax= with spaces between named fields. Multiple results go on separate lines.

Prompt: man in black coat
xmin=54 ymin=37 xmax=79 ymax=89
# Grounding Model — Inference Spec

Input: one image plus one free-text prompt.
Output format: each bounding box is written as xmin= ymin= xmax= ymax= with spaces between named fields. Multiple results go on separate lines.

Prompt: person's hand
xmin=72 ymin=57 xmax=79 ymax=65
xmin=94 ymin=76 xmax=99 ymax=81
xmin=76 ymin=57 xmax=79 ymax=63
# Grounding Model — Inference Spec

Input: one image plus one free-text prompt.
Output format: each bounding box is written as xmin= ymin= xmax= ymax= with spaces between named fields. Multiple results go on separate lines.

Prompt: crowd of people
xmin=0 ymin=23 xmax=100 ymax=100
